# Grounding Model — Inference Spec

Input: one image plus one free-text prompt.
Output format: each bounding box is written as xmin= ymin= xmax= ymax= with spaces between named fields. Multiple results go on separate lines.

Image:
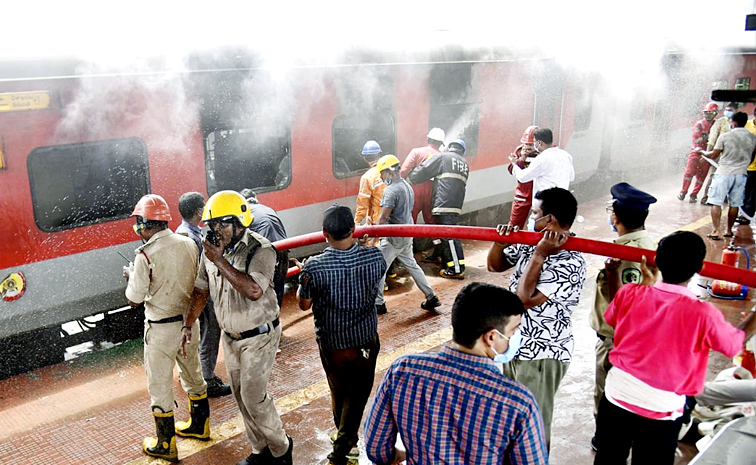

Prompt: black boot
xmin=206 ymin=375 xmax=232 ymax=397
xmin=272 ymin=436 xmax=293 ymax=465
xmin=175 ymin=393 xmax=210 ymax=441
xmin=143 ymin=411 xmax=179 ymax=462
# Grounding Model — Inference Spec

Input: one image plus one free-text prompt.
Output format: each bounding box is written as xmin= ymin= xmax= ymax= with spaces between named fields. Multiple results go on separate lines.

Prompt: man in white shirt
xmin=509 ymin=128 xmax=574 ymax=203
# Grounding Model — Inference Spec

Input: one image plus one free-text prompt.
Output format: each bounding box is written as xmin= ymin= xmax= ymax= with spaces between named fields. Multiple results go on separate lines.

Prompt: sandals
xmin=723 ymin=233 xmax=734 ymax=238
xmin=706 ymin=233 xmax=722 ymax=241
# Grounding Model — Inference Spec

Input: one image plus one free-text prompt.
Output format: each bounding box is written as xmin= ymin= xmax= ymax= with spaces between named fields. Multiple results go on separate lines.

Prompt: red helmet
xmin=131 ymin=194 xmax=172 ymax=222
xmin=520 ymin=125 xmax=539 ymax=144
xmin=703 ymin=102 xmax=719 ymax=112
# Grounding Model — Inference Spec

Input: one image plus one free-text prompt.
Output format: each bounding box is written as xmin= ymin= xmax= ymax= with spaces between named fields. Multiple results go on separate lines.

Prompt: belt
xmin=147 ymin=315 xmax=183 ymax=324
xmin=225 ymin=317 xmax=280 ymax=341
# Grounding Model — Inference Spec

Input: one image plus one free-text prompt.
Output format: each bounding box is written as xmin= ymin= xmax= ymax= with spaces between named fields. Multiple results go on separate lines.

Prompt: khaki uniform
xmin=125 ymin=229 xmax=204 ymax=412
xmin=590 ymin=230 xmax=657 ymax=418
xmin=355 ymin=166 xmax=387 ymax=246
xmin=195 ymin=229 xmax=289 ymax=457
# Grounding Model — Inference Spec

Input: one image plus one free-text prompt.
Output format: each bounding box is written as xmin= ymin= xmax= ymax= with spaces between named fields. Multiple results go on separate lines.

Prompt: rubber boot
xmin=175 ymin=393 xmax=211 ymax=441
xmin=143 ymin=411 xmax=179 ymax=462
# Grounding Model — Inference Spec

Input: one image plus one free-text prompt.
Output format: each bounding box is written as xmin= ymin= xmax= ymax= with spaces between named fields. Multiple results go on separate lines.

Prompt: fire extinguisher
xmin=708 ymin=242 xmax=751 ymax=300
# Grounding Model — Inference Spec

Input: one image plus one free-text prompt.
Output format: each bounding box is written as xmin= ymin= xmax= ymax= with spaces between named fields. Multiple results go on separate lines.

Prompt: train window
xmin=27 ymin=138 xmax=149 ymax=232
xmin=429 ymin=63 xmax=479 ymax=156
xmin=205 ymin=123 xmax=292 ymax=195
xmin=332 ymin=112 xmax=396 ymax=179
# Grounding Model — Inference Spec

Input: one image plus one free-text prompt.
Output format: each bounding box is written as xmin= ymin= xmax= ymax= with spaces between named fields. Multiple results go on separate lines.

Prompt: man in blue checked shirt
xmin=296 ymin=205 xmax=387 ymax=465
xmin=363 ymin=282 xmax=548 ymax=465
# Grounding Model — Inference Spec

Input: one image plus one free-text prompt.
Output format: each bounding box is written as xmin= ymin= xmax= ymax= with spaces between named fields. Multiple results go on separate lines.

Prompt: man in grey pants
xmin=373 ymin=155 xmax=441 ymax=314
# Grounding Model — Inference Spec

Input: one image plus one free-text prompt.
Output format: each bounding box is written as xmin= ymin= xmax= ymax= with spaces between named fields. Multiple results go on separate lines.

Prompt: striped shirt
xmin=364 ymin=346 xmax=548 ymax=465
xmin=298 ymin=244 xmax=387 ymax=349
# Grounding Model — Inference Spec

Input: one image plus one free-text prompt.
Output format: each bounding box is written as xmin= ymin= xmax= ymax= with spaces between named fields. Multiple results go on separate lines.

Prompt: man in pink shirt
xmin=400 ymin=127 xmax=444 ymax=225
xmin=594 ymin=231 xmax=756 ymax=465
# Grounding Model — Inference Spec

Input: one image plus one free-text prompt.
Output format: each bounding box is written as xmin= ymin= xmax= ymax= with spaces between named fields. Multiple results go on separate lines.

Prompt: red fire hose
xmin=273 ymin=224 xmax=756 ymax=288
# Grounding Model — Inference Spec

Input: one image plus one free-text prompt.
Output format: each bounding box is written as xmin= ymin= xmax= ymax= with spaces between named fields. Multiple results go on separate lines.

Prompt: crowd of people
xmin=120 ymin=115 xmax=756 ymax=465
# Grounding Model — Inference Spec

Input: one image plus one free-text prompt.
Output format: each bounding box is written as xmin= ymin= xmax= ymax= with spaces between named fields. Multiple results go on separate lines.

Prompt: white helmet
xmin=427 ymin=127 xmax=445 ymax=143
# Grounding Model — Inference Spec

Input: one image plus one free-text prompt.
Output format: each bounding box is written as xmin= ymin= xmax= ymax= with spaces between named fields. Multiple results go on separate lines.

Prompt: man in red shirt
xmin=507 ymin=126 xmax=539 ymax=229
xmin=678 ymin=103 xmax=718 ymax=203
xmin=400 ymin=127 xmax=445 ymax=225
xmin=594 ymin=231 xmax=756 ymax=465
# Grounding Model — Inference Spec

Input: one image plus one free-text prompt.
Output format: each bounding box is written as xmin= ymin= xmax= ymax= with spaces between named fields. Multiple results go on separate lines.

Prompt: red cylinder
xmin=722 ymin=248 xmax=739 ymax=267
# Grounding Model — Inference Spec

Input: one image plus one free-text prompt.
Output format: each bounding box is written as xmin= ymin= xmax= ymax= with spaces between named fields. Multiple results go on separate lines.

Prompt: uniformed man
xmin=354 ymin=140 xmax=387 ymax=241
xmin=507 ymin=125 xmax=540 ymax=230
xmin=181 ymin=190 xmax=293 ymax=465
xmin=409 ymin=138 xmax=469 ymax=278
xmin=589 ymin=182 xmax=657 ymax=452
xmin=400 ymin=127 xmax=445 ymax=224
xmin=123 ymin=194 xmax=208 ymax=462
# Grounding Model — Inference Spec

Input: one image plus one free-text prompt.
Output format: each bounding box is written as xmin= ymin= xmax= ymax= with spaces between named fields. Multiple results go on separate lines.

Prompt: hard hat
xmin=131 ymin=194 xmax=172 ymax=222
xmin=427 ymin=127 xmax=445 ymax=143
xmin=448 ymin=139 xmax=466 ymax=154
xmin=520 ymin=125 xmax=540 ymax=144
xmin=202 ymin=190 xmax=253 ymax=227
xmin=703 ymin=102 xmax=719 ymax=112
xmin=361 ymin=140 xmax=382 ymax=156
xmin=376 ymin=154 xmax=401 ymax=172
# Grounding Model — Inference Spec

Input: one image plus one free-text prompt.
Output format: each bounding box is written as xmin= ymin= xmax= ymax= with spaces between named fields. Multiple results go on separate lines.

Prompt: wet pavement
xmin=0 ymin=171 xmax=753 ymax=465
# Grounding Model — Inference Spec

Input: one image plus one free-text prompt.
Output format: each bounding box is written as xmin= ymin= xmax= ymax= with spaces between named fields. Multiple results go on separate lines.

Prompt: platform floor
xmin=0 ymin=173 xmax=752 ymax=465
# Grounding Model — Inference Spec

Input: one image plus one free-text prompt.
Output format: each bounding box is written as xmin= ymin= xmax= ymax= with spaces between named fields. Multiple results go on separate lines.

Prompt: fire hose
xmin=272 ymin=224 xmax=756 ymax=288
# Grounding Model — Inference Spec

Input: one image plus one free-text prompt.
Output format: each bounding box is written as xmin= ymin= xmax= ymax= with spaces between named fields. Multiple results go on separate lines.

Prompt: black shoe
xmin=237 ymin=447 xmax=272 ymax=465
xmin=439 ymin=269 xmax=465 ymax=279
xmin=206 ymin=376 xmax=232 ymax=398
xmin=421 ymin=295 xmax=441 ymax=311
xmin=590 ymin=436 xmax=597 ymax=452
xmin=736 ymin=216 xmax=750 ymax=225
xmin=677 ymin=192 xmax=685 ymax=201
xmin=689 ymin=195 xmax=698 ymax=203
xmin=376 ymin=303 xmax=387 ymax=315
xmin=272 ymin=436 xmax=293 ymax=465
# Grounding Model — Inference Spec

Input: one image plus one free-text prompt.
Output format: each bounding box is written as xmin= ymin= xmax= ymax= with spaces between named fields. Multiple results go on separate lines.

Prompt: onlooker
xmin=176 ymin=192 xmax=231 ymax=398
xmin=296 ymin=205 xmax=386 ymax=465
xmin=678 ymin=102 xmax=718 ymax=203
xmin=739 ymin=105 xmax=756 ymax=223
xmin=593 ymin=231 xmax=756 ymax=465
xmin=123 ymin=194 xmax=206 ymax=462
xmin=507 ymin=125 xmax=539 ymax=230
xmin=181 ymin=190 xmax=292 ymax=465
xmin=487 ymin=187 xmax=587 ymax=446
xmin=409 ymin=138 xmax=469 ymax=279
xmin=400 ymin=127 xmax=444 ymax=224
xmin=509 ymin=128 xmax=574 ymax=200
xmin=240 ymin=189 xmax=289 ymax=307
xmin=589 ymin=182 xmax=657 ymax=451
xmin=364 ymin=282 xmax=548 ymax=465
xmin=700 ymin=111 xmax=756 ymax=240
xmin=701 ymin=102 xmax=737 ymax=204
xmin=373 ymin=155 xmax=441 ymax=314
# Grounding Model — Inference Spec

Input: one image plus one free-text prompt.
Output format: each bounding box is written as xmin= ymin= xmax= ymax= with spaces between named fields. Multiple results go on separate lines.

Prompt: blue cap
xmin=361 ymin=140 xmax=382 ymax=156
xmin=448 ymin=138 xmax=466 ymax=153
xmin=610 ymin=182 xmax=657 ymax=210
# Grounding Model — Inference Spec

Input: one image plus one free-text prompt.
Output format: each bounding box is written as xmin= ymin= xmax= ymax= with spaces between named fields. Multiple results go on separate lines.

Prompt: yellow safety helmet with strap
xmin=202 ymin=190 xmax=253 ymax=227
xmin=376 ymin=154 xmax=401 ymax=173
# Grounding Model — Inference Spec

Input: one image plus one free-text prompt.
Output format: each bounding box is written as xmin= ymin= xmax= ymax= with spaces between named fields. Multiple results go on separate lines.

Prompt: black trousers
xmin=433 ymin=214 xmax=465 ymax=274
xmin=273 ymin=250 xmax=289 ymax=308
xmin=743 ymin=170 xmax=756 ymax=218
xmin=318 ymin=335 xmax=380 ymax=465
xmin=594 ymin=395 xmax=683 ymax=465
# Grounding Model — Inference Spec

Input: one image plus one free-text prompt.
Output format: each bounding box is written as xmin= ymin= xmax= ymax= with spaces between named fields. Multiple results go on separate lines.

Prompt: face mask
xmin=725 ymin=110 xmax=734 ymax=119
xmin=532 ymin=141 xmax=540 ymax=153
xmin=526 ymin=215 xmax=547 ymax=232
xmin=608 ymin=214 xmax=617 ymax=232
xmin=384 ymin=179 xmax=393 ymax=186
xmin=492 ymin=329 xmax=522 ymax=364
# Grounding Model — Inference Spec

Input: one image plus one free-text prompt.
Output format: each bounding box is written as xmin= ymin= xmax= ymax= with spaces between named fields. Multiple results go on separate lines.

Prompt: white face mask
xmin=491 ymin=329 xmax=522 ymax=364
xmin=532 ymin=141 xmax=540 ymax=153
xmin=526 ymin=215 xmax=548 ymax=232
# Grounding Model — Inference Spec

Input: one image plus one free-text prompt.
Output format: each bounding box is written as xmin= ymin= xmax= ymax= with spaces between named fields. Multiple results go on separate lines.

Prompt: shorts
xmin=707 ymin=174 xmax=747 ymax=207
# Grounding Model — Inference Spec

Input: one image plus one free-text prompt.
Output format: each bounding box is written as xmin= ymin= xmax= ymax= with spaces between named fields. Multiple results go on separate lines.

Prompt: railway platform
xmin=0 ymin=173 xmax=752 ymax=465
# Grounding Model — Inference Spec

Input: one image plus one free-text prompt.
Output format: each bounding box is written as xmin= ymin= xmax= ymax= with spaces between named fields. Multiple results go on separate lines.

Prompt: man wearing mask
xmin=700 ymin=102 xmax=737 ymax=204
xmin=589 ymin=183 xmax=658 ymax=452
xmin=487 ymin=187 xmax=587 ymax=448
xmin=509 ymin=128 xmax=574 ymax=205
xmin=364 ymin=282 xmax=547 ymax=465
xmin=678 ymin=102 xmax=719 ymax=203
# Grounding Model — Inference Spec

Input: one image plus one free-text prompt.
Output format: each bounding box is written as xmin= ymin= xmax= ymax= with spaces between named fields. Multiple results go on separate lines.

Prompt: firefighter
xmin=401 ymin=127 xmax=445 ymax=224
xmin=181 ymin=191 xmax=293 ymax=465
xmin=679 ymin=102 xmax=719 ymax=203
xmin=409 ymin=138 xmax=469 ymax=279
xmin=123 ymin=194 xmax=208 ymax=462
xmin=354 ymin=140 xmax=387 ymax=243
xmin=507 ymin=125 xmax=539 ymax=230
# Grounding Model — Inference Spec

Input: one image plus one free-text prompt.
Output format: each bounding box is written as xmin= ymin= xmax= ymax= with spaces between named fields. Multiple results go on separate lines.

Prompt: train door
xmin=428 ymin=62 xmax=479 ymax=156
xmin=532 ymin=60 xmax=565 ymax=146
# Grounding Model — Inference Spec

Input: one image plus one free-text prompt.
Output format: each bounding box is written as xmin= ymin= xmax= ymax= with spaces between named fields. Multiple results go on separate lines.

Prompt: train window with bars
xmin=205 ymin=123 xmax=292 ymax=195
xmin=332 ymin=112 xmax=396 ymax=179
xmin=429 ymin=63 xmax=479 ymax=156
xmin=27 ymin=138 xmax=149 ymax=232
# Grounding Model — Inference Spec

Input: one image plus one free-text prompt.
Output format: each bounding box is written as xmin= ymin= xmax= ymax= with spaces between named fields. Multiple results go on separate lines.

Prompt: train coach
xmin=0 ymin=48 xmax=751 ymax=377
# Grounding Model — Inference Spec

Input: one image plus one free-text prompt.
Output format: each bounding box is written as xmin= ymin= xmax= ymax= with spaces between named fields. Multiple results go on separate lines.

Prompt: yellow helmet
xmin=376 ymin=154 xmax=401 ymax=173
xmin=202 ymin=190 xmax=253 ymax=227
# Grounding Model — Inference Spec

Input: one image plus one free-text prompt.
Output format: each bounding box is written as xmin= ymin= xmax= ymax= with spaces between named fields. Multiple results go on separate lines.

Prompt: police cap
xmin=610 ymin=182 xmax=657 ymax=210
